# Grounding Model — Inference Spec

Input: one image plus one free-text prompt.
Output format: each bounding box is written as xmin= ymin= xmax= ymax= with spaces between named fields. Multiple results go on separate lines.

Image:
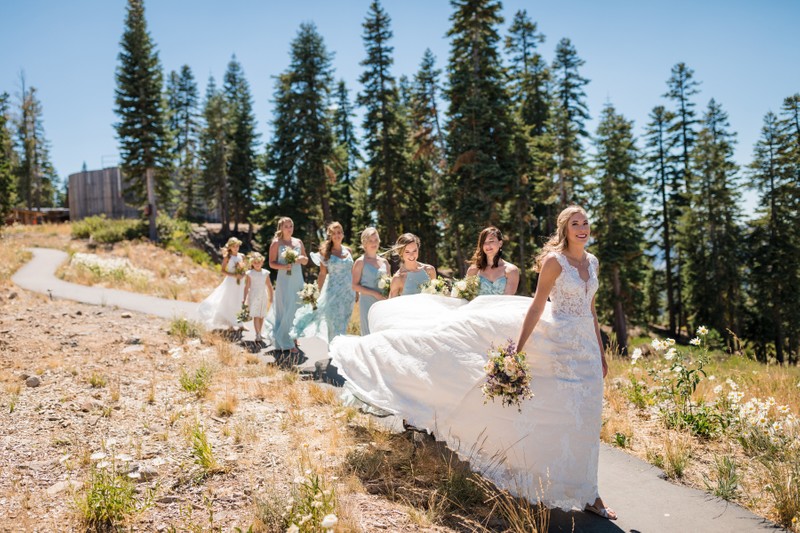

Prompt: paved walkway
xmin=12 ymin=248 xmax=782 ymax=532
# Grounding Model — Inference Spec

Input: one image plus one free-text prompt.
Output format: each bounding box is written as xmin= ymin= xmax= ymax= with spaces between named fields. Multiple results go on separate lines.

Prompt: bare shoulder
xmin=466 ymin=264 xmax=479 ymax=276
xmin=503 ymin=261 xmax=520 ymax=274
xmin=423 ymin=264 xmax=436 ymax=274
xmin=540 ymin=253 xmax=562 ymax=274
xmin=354 ymin=255 xmax=364 ymax=265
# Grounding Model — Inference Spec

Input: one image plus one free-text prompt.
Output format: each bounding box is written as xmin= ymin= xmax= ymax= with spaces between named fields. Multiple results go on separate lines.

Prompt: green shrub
xmin=72 ymin=215 xmax=145 ymax=244
xmin=179 ymin=364 xmax=213 ymax=397
xmin=168 ymin=317 xmax=203 ymax=340
xmin=77 ymin=464 xmax=153 ymax=530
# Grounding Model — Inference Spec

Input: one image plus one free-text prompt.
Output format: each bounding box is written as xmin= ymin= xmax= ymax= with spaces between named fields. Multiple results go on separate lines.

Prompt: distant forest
xmin=1 ymin=0 xmax=798 ymax=363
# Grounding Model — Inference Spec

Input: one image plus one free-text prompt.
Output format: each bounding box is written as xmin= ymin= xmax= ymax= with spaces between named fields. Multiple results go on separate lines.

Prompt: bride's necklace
xmin=563 ymin=251 xmax=587 ymax=268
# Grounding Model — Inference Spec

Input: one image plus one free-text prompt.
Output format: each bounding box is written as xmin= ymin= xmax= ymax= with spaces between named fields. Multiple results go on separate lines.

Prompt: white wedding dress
xmin=329 ymin=252 xmax=603 ymax=510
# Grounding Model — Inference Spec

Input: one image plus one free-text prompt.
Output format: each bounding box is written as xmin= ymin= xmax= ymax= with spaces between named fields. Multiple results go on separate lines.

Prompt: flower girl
xmin=242 ymin=252 xmax=274 ymax=343
xmin=198 ymin=237 xmax=246 ymax=330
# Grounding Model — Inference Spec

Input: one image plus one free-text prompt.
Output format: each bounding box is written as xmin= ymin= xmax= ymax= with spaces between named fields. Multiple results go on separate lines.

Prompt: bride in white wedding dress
xmin=329 ymin=206 xmax=616 ymax=519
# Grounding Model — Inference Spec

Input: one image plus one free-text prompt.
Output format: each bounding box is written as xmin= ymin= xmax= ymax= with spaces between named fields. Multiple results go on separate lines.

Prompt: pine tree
xmin=358 ymin=0 xmax=408 ymax=244
xmin=199 ymin=77 xmax=231 ymax=233
xmin=263 ymin=23 xmax=336 ymax=242
xmin=405 ymin=49 xmax=443 ymax=266
xmin=331 ymin=80 xmax=361 ymax=241
xmin=223 ymin=56 xmax=260 ymax=237
xmin=16 ymin=80 xmax=58 ymax=209
xmin=550 ymin=38 xmax=590 ymax=208
xmin=504 ymin=9 xmax=551 ymax=292
xmin=745 ymin=111 xmax=798 ymax=362
xmin=663 ymin=63 xmax=700 ymax=332
xmin=683 ymin=99 xmax=742 ymax=337
xmin=590 ymin=104 xmax=645 ymax=352
xmin=0 ymin=93 xmax=16 ymax=229
xmin=114 ymin=0 xmax=171 ymax=240
xmin=643 ymin=105 xmax=679 ymax=334
xmin=165 ymin=65 xmax=202 ymax=220
xmin=444 ymin=0 xmax=516 ymax=273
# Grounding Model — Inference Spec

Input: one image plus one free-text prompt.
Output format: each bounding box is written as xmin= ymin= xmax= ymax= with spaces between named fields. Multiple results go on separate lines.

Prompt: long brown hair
xmin=534 ymin=205 xmax=588 ymax=272
xmin=273 ymin=217 xmax=293 ymax=242
xmin=319 ymin=221 xmax=344 ymax=261
xmin=470 ymin=227 xmax=504 ymax=270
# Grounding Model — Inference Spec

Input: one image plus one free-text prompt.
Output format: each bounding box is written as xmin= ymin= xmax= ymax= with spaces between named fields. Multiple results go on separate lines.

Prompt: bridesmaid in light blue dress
xmin=351 ymin=227 xmax=391 ymax=335
xmin=465 ymin=226 xmax=520 ymax=296
xmin=388 ymin=233 xmax=436 ymax=298
xmin=292 ymin=222 xmax=356 ymax=342
xmin=268 ymin=217 xmax=309 ymax=352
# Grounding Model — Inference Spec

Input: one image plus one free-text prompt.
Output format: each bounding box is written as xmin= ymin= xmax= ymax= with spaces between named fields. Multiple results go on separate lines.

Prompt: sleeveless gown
xmin=270 ymin=243 xmax=304 ymax=350
xmin=329 ymin=252 xmax=603 ymax=510
xmin=246 ymin=268 xmax=271 ymax=318
xmin=401 ymin=268 xmax=431 ymax=296
xmin=478 ymin=274 xmax=507 ymax=295
xmin=291 ymin=251 xmax=356 ymax=342
xmin=198 ymin=254 xmax=245 ymax=329
xmin=358 ymin=260 xmax=387 ymax=335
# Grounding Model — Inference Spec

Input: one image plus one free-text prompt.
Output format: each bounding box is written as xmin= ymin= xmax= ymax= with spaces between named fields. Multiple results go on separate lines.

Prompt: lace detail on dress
xmin=549 ymin=253 xmax=599 ymax=318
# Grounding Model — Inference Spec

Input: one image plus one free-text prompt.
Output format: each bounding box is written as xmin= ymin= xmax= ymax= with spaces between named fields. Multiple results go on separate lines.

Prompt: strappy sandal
xmin=585 ymin=503 xmax=617 ymax=520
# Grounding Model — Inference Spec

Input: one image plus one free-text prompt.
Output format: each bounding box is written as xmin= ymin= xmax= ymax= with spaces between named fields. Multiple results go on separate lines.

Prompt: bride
xmin=328 ymin=206 xmax=616 ymax=519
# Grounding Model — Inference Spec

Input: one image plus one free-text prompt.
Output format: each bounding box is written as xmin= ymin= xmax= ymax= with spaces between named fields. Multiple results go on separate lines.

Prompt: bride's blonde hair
xmin=534 ymin=205 xmax=588 ymax=272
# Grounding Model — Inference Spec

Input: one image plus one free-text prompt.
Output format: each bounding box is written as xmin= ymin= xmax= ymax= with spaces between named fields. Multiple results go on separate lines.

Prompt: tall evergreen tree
xmin=745 ymin=110 xmax=800 ymax=363
xmin=263 ymin=23 xmax=336 ymax=242
xmin=590 ymin=104 xmax=645 ymax=352
xmin=683 ymin=99 xmax=742 ymax=337
xmin=405 ymin=49 xmax=443 ymax=266
xmin=223 ymin=56 xmax=260 ymax=237
xmin=663 ymin=62 xmax=700 ymax=332
xmin=114 ymin=0 xmax=171 ymax=240
xmin=444 ymin=0 xmax=516 ymax=272
xmin=504 ymin=9 xmax=551 ymax=292
xmin=550 ymin=38 xmax=590 ymax=208
xmin=331 ymin=80 xmax=361 ymax=241
xmin=643 ymin=105 xmax=679 ymax=334
xmin=199 ymin=77 xmax=231 ymax=233
xmin=0 ymin=93 xmax=16 ymax=229
xmin=15 ymin=81 xmax=58 ymax=209
xmin=358 ymin=0 xmax=408 ymax=244
xmin=165 ymin=65 xmax=202 ymax=220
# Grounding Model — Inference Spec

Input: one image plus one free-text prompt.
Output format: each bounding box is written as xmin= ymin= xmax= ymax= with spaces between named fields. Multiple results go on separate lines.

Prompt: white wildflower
xmin=321 ymin=514 xmax=339 ymax=529
xmin=630 ymin=348 xmax=642 ymax=364
xmin=708 ymin=375 xmax=716 ymax=381
xmin=690 ymin=337 xmax=701 ymax=346
xmin=651 ymin=338 xmax=663 ymax=351
xmin=673 ymin=365 xmax=683 ymax=373
xmin=287 ymin=525 xmax=299 ymax=533
xmin=725 ymin=378 xmax=739 ymax=391
xmin=697 ymin=325 xmax=709 ymax=336
xmin=664 ymin=348 xmax=677 ymax=361
xmin=666 ymin=338 xmax=676 ymax=346
xmin=90 ymin=452 xmax=107 ymax=461
xmin=713 ymin=385 xmax=723 ymax=395
xmin=96 ymin=461 xmax=111 ymax=469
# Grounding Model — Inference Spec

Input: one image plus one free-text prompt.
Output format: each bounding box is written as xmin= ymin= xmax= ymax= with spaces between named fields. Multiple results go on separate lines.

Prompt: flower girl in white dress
xmin=243 ymin=252 xmax=274 ymax=343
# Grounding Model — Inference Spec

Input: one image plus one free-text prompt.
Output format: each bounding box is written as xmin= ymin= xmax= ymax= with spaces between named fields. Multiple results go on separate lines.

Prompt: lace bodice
xmin=549 ymin=252 xmax=599 ymax=318
xmin=478 ymin=274 xmax=507 ymax=295
xmin=224 ymin=254 xmax=243 ymax=273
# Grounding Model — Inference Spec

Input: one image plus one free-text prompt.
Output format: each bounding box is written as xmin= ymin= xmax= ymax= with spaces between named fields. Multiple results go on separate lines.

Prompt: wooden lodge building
xmin=68 ymin=167 xmax=140 ymax=221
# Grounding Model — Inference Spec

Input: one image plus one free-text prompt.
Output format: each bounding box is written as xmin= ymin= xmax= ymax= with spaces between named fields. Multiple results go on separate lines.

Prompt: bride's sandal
xmin=585 ymin=504 xmax=617 ymax=520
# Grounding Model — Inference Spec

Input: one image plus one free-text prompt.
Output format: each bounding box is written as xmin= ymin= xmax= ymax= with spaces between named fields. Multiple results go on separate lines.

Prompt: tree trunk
xmin=146 ymin=168 xmax=157 ymax=242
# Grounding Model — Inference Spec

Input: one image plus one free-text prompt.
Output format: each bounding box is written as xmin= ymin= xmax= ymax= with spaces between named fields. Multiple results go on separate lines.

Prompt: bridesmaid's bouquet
xmin=236 ymin=303 xmax=251 ymax=324
xmin=298 ymin=282 xmax=320 ymax=310
xmin=451 ymin=275 xmax=480 ymax=301
xmin=234 ymin=262 xmax=247 ymax=284
xmin=281 ymin=248 xmax=298 ymax=275
xmin=482 ymin=340 xmax=533 ymax=412
xmin=377 ymin=273 xmax=392 ymax=298
xmin=420 ymin=276 xmax=451 ymax=296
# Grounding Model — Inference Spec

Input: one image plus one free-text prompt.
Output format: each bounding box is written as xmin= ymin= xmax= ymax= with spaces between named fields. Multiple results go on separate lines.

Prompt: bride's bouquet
xmin=281 ymin=248 xmax=298 ymax=275
xmin=419 ymin=276 xmax=450 ymax=296
xmin=236 ymin=303 xmax=251 ymax=324
xmin=377 ymin=273 xmax=392 ymax=298
xmin=450 ymin=275 xmax=479 ymax=301
xmin=298 ymin=281 xmax=320 ymax=310
xmin=482 ymin=340 xmax=533 ymax=412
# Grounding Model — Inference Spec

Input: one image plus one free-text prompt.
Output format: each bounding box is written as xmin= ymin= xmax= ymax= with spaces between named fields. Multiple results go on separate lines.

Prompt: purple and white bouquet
xmin=482 ymin=339 xmax=533 ymax=412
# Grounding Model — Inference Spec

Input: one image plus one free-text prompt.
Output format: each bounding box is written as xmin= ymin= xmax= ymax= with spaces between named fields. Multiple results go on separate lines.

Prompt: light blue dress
xmin=478 ymin=274 xmax=507 ymax=295
xmin=402 ymin=268 xmax=432 ymax=296
xmin=292 ymin=250 xmax=356 ymax=342
xmin=272 ymin=242 xmax=304 ymax=350
xmin=358 ymin=261 xmax=388 ymax=335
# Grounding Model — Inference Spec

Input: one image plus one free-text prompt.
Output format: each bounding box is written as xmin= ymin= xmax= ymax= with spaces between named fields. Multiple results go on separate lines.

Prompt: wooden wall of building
xmin=68 ymin=167 xmax=140 ymax=220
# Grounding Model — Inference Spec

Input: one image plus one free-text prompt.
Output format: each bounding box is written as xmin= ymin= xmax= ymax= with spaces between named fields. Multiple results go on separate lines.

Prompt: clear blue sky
xmin=3 ymin=0 xmax=798 ymax=214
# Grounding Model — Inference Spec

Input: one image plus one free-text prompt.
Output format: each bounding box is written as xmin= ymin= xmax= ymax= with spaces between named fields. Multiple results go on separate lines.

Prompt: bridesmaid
xmin=388 ymin=233 xmax=436 ymax=298
xmin=351 ymin=227 xmax=390 ymax=335
xmin=465 ymin=227 xmax=520 ymax=295
xmin=268 ymin=217 xmax=308 ymax=353
xmin=291 ymin=221 xmax=356 ymax=341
